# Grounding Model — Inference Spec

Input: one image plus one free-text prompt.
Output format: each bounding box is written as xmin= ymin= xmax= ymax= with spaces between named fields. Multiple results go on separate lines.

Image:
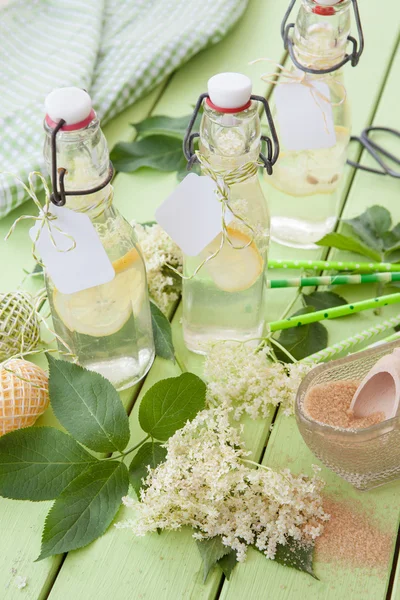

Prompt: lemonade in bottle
xmin=181 ymin=73 xmax=279 ymax=354
xmin=266 ymin=0 xmax=363 ymax=248
xmin=43 ymin=88 xmax=154 ymax=390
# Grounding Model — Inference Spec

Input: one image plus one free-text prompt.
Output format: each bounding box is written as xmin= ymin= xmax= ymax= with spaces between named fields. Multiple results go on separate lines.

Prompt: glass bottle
xmin=266 ymin=0 xmax=361 ymax=248
xmin=43 ymin=87 xmax=154 ymax=391
xmin=182 ymin=73 xmax=279 ymax=354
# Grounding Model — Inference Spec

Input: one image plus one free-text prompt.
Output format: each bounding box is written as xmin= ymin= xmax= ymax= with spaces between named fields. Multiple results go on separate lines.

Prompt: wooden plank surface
xmin=0 ymin=1 xmax=399 ymax=599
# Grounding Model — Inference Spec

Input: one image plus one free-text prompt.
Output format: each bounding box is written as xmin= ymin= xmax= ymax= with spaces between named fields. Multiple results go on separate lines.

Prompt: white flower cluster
xmin=118 ymin=407 xmax=328 ymax=562
xmin=204 ymin=342 xmax=312 ymax=420
xmin=134 ymin=223 xmax=183 ymax=313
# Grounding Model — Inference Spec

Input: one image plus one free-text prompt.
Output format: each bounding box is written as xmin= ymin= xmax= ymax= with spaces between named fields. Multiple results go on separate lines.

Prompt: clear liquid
xmin=267 ymin=125 xmax=350 ymax=248
xmin=182 ymin=176 xmax=269 ymax=354
xmin=47 ymin=262 xmax=155 ymax=391
xmin=183 ymin=268 xmax=266 ymax=354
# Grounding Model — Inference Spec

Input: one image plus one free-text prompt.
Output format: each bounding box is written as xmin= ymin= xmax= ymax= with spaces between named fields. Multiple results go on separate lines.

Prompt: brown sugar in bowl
xmin=295 ymin=340 xmax=400 ymax=491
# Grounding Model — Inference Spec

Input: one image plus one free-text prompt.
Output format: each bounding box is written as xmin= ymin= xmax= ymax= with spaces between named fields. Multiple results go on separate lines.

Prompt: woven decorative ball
xmin=0 ymin=359 xmax=49 ymax=436
xmin=0 ymin=291 xmax=41 ymax=362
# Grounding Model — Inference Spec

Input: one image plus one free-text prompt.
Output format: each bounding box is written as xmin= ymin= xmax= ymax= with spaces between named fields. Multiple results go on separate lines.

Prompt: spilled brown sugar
xmin=304 ymin=380 xmax=385 ymax=430
xmin=316 ymin=496 xmax=392 ymax=572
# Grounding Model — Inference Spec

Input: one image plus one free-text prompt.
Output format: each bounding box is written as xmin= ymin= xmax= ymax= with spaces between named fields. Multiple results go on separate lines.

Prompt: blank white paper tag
xmin=155 ymin=173 xmax=233 ymax=256
xmin=29 ymin=205 xmax=115 ymax=294
xmin=275 ymin=79 xmax=336 ymax=151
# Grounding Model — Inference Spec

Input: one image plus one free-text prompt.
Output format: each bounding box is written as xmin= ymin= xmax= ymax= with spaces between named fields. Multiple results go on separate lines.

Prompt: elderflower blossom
xmin=134 ymin=223 xmax=182 ymax=313
xmin=204 ymin=341 xmax=312 ymax=420
xmin=118 ymin=407 xmax=328 ymax=562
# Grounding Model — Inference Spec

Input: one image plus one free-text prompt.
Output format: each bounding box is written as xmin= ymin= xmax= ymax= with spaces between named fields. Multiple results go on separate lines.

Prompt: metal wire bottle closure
xmin=49 ymin=118 xmax=114 ymax=207
xmin=281 ymin=0 xmax=364 ymax=75
xmin=183 ymin=94 xmax=279 ymax=175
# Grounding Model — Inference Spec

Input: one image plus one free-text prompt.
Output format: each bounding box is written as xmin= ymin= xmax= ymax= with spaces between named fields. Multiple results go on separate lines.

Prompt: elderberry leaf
xmin=196 ymin=536 xmax=232 ymax=582
xmin=139 ymin=373 xmax=206 ymax=441
xmin=275 ymin=307 xmax=328 ymax=362
xmin=274 ymin=539 xmax=318 ymax=579
xmin=303 ymin=291 xmax=347 ymax=311
xmin=217 ymin=549 xmax=238 ymax=580
xmin=129 ymin=442 xmax=167 ymax=497
xmin=37 ymin=461 xmax=128 ymax=560
xmin=47 ymin=355 xmax=130 ymax=453
xmin=316 ymin=232 xmax=382 ymax=262
xmin=344 ymin=205 xmax=392 ymax=252
xmin=0 ymin=427 xmax=97 ymax=501
xmin=150 ymin=301 xmax=175 ymax=362
xmin=110 ymin=136 xmax=187 ymax=173
xmin=132 ymin=114 xmax=201 ymax=140
xmin=254 ymin=538 xmax=317 ymax=578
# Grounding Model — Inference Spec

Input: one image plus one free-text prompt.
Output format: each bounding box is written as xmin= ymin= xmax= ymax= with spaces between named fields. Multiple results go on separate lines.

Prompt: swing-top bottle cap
xmin=207 ymin=73 xmax=252 ymax=113
xmin=45 ymin=87 xmax=96 ymax=131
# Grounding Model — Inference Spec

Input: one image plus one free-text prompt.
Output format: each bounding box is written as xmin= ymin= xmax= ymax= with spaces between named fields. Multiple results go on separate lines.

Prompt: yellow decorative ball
xmin=0 ymin=359 xmax=49 ymax=436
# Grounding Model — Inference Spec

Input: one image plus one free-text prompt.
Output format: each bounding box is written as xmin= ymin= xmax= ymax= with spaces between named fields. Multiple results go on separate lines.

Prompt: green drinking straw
xmin=268 ymin=259 xmax=400 ymax=273
xmin=267 ymin=272 xmax=400 ymax=289
xmin=302 ymin=314 xmax=400 ymax=364
xmin=268 ymin=292 xmax=400 ymax=333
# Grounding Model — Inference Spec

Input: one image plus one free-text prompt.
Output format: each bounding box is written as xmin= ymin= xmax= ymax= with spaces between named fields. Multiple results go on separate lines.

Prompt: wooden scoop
xmin=350 ymin=348 xmax=400 ymax=420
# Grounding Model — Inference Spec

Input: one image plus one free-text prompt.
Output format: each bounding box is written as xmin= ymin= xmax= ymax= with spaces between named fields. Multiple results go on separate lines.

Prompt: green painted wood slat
xmin=0 ymin=1 xmax=399 ymax=599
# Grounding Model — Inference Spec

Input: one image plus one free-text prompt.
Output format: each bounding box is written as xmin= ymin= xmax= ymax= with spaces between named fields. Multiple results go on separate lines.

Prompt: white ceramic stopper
xmin=207 ymin=73 xmax=252 ymax=110
xmin=45 ymin=87 xmax=92 ymax=125
xmin=350 ymin=348 xmax=400 ymax=420
xmin=314 ymin=0 xmax=342 ymax=5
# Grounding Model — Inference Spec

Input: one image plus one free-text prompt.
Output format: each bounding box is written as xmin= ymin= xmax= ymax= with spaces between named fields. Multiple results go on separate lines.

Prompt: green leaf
xmin=0 ymin=427 xmax=97 ymax=501
xmin=132 ymin=114 xmax=201 ymax=140
xmin=275 ymin=307 xmax=328 ymax=362
xmin=382 ymin=223 xmax=400 ymax=252
xmin=177 ymin=161 xmax=201 ymax=182
xmin=274 ymin=540 xmax=318 ymax=579
xmin=150 ymin=301 xmax=175 ymax=362
xmin=110 ymin=136 xmax=187 ymax=173
xmin=128 ymin=442 xmax=167 ymax=497
xmin=344 ymin=205 xmax=392 ymax=252
xmin=47 ymin=355 xmax=130 ymax=453
xmin=316 ymin=232 xmax=382 ymax=262
xmin=139 ymin=373 xmax=206 ymax=441
xmin=217 ymin=550 xmax=238 ymax=580
xmin=196 ymin=536 xmax=232 ymax=582
xmin=254 ymin=538 xmax=317 ymax=579
xmin=387 ymin=249 xmax=400 ymax=264
xmin=37 ymin=461 xmax=129 ymax=560
xmin=303 ymin=291 xmax=347 ymax=311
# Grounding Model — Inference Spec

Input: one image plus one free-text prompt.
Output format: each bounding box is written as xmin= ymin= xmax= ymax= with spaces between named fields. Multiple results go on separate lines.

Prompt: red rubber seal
xmin=45 ymin=109 xmax=96 ymax=131
xmin=206 ymin=97 xmax=252 ymax=114
xmin=312 ymin=0 xmax=344 ymax=16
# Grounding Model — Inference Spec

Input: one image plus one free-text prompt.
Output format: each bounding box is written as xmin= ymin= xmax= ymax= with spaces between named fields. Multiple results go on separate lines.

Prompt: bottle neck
xmin=199 ymin=101 xmax=261 ymax=172
xmin=293 ymin=0 xmax=351 ymax=71
xmin=43 ymin=117 xmax=112 ymax=215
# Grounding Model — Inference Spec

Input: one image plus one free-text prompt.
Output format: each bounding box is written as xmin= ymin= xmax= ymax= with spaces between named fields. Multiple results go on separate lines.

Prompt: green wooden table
xmin=1 ymin=2 xmax=400 ymax=598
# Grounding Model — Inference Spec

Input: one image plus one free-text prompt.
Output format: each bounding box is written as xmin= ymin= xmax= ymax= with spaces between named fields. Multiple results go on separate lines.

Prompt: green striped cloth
xmin=0 ymin=0 xmax=248 ymax=218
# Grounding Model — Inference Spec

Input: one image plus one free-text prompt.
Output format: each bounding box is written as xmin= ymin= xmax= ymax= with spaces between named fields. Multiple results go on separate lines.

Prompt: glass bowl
xmin=296 ymin=339 xmax=400 ymax=491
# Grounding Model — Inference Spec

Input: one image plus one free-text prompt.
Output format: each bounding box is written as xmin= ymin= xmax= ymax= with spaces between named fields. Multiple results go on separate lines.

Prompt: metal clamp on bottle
xmin=348 ymin=127 xmax=400 ymax=178
xmin=183 ymin=93 xmax=279 ymax=176
xmin=281 ymin=0 xmax=364 ymax=75
xmin=49 ymin=117 xmax=114 ymax=207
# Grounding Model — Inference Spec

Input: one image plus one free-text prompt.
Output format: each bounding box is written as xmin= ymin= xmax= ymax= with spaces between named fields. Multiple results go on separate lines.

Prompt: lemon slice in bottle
xmin=202 ymin=227 xmax=263 ymax=292
xmin=53 ymin=249 xmax=143 ymax=337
